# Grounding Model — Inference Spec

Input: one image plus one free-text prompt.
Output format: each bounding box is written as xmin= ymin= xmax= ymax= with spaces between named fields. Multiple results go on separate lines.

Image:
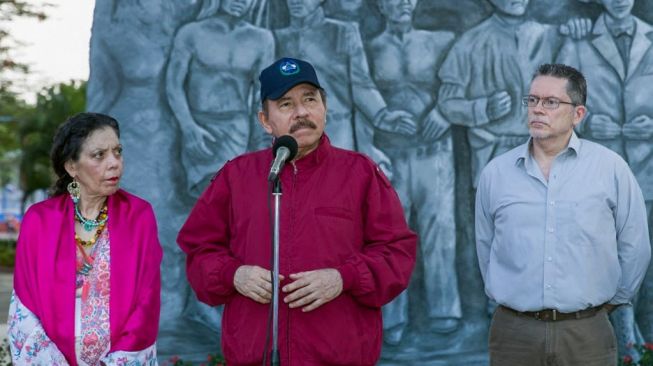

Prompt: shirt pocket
xmin=555 ymin=201 xmax=584 ymax=246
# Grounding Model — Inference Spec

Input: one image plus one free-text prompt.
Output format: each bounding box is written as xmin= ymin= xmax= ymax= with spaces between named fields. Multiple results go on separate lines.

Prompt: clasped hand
xmin=623 ymin=115 xmax=653 ymax=140
xmin=234 ymin=265 xmax=343 ymax=312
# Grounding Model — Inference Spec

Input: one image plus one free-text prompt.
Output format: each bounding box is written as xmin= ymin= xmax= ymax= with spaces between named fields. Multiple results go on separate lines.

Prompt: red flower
xmin=623 ymin=355 xmax=633 ymax=365
xmin=644 ymin=342 xmax=653 ymax=351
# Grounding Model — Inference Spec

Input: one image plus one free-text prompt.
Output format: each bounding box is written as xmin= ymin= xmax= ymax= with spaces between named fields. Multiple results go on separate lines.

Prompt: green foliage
xmin=0 ymin=94 xmax=22 ymax=150
xmin=0 ymin=239 xmax=15 ymax=268
xmin=0 ymin=1 xmax=48 ymax=21
xmin=0 ymin=0 xmax=51 ymax=93
xmin=0 ymin=89 xmax=28 ymax=187
xmin=0 ymin=239 xmax=15 ymax=246
xmin=621 ymin=343 xmax=653 ymax=366
xmin=0 ymin=1 xmax=52 ymax=190
xmin=18 ymin=81 xmax=87 ymax=200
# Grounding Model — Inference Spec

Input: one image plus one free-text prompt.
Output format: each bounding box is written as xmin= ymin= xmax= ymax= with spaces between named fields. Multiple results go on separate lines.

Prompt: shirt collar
xmin=567 ymin=131 xmax=581 ymax=154
xmin=604 ymin=14 xmax=636 ymax=37
xmin=515 ymin=132 xmax=581 ymax=166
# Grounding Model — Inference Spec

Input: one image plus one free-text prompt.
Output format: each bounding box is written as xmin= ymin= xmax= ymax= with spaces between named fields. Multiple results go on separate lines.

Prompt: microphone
xmin=268 ymin=135 xmax=298 ymax=182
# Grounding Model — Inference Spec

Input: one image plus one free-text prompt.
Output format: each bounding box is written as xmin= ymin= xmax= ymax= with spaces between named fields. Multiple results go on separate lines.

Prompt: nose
xmin=108 ymin=152 xmax=122 ymax=169
xmin=294 ymin=102 xmax=309 ymax=118
xmin=530 ymin=99 xmax=547 ymax=114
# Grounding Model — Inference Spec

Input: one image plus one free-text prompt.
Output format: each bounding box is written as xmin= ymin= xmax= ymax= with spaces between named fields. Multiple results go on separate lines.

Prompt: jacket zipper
xmin=287 ymin=161 xmax=298 ymax=364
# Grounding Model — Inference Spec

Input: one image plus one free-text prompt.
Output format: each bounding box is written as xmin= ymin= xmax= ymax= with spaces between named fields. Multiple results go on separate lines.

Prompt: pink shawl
xmin=13 ymin=189 xmax=162 ymax=366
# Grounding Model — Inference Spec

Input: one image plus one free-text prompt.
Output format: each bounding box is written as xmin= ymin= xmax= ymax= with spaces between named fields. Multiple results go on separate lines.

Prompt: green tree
xmin=0 ymin=92 xmax=23 ymax=187
xmin=18 ymin=80 xmax=86 ymax=208
xmin=0 ymin=0 xmax=50 ymax=92
xmin=0 ymin=0 xmax=51 ymax=193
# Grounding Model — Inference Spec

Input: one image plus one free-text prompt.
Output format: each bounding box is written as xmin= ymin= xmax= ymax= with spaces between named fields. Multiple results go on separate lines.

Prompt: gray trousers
xmin=381 ymin=140 xmax=461 ymax=331
xmin=490 ymin=306 xmax=618 ymax=366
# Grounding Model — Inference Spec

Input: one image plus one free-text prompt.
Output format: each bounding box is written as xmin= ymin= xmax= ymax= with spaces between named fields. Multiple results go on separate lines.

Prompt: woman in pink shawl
xmin=8 ymin=113 xmax=162 ymax=365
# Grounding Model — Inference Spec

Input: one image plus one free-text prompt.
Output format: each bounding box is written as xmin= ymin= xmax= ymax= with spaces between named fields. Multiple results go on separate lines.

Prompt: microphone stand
xmin=270 ymin=177 xmax=282 ymax=366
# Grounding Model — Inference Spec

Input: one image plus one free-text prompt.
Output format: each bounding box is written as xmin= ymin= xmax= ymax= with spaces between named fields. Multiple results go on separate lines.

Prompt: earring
xmin=67 ymin=180 xmax=80 ymax=204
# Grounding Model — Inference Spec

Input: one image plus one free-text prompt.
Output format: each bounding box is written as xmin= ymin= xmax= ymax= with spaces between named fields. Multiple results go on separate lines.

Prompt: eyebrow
xmin=88 ymin=144 xmax=122 ymax=153
xmin=529 ymin=94 xmax=562 ymax=99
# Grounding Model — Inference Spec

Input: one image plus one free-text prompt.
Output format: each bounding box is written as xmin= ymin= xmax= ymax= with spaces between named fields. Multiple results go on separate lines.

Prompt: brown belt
xmin=501 ymin=304 xmax=606 ymax=321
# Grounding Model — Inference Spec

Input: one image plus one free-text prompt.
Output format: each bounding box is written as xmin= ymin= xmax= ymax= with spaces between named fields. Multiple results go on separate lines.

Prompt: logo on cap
xmin=279 ymin=60 xmax=300 ymax=76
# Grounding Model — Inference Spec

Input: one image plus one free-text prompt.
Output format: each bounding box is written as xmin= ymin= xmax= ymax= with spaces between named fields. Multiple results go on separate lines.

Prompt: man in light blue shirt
xmin=476 ymin=63 xmax=651 ymax=365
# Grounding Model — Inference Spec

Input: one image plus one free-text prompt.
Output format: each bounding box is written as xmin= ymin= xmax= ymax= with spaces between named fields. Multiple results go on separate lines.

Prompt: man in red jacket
xmin=177 ymin=57 xmax=417 ymax=366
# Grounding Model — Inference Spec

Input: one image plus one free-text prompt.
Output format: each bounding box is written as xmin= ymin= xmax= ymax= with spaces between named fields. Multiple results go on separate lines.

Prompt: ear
xmin=64 ymin=160 xmax=77 ymax=180
xmin=258 ymin=110 xmax=273 ymax=135
xmin=572 ymin=105 xmax=587 ymax=128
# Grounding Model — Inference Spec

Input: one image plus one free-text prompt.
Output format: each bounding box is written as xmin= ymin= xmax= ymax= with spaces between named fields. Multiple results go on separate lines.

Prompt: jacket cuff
xmin=371 ymin=107 xmax=388 ymax=129
xmin=473 ymin=98 xmax=490 ymax=126
xmin=220 ymin=259 xmax=243 ymax=290
xmin=336 ymin=262 xmax=358 ymax=291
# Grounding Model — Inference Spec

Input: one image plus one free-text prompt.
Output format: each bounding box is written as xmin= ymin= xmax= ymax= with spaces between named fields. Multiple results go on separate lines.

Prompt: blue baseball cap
xmin=259 ymin=57 xmax=322 ymax=102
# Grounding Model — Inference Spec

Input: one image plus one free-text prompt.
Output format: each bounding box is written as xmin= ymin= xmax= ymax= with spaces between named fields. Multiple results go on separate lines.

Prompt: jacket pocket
xmin=314 ymin=206 xmax=354 ymax=220
xmin=312 ymin=206 xmax=358 ymax=265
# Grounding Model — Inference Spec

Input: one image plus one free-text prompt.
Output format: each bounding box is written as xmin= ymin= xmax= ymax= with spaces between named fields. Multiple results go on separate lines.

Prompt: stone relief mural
xmin=87 ymin=0 xmax=653 ymax=364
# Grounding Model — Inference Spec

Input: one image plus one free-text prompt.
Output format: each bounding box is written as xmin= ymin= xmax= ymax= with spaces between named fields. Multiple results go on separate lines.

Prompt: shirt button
xmin=547 ymin=256 xmax=553 ymax=262
xmin=549 ymin=201 xmax=555 ymax=206
xmin=547 ymin=228 xmax=554 ymax=233
xmin=546 ymin=284 xmax=552 ymax=289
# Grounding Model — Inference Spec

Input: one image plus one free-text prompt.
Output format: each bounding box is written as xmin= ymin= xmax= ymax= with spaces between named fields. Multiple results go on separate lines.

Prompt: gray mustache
xmin=289 ymin=120 xmax=317 ymax=134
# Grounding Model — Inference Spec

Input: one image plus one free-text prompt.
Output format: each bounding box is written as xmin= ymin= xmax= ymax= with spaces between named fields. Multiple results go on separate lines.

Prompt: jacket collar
xmin=592 ymin=14 xmax=653 ymax=80
xmin=292 ymin=134 xmax=331 ymax=171
xmin=604 ymin=15 xmax=635 ymax=37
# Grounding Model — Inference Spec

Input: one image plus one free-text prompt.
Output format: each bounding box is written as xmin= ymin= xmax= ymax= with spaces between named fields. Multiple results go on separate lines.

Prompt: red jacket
xmin=178 ymin=136 xmax=416 ymax=365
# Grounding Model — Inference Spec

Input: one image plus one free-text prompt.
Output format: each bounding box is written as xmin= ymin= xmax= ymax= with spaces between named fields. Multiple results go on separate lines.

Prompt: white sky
xmin=4 ymin=0 xmax=95 ymax=103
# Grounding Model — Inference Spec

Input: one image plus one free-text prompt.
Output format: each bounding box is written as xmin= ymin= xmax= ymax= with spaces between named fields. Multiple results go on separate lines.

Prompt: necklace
xmin=75 ymin=203 xmax=108 ymax=232
xmin=75 ymin=220 xmax=107 ymax=248
xmin=74 ymin=202 xmax=108 ymax=248
xmin=75 ymin=239 xmax=101 ymax=301
xmin=76 ymin=240 xmax=95 ymax=276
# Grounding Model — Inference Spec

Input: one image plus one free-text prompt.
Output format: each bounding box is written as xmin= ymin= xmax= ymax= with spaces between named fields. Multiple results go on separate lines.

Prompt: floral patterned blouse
xmin=8 ymin=228 xmax=158 ymax=365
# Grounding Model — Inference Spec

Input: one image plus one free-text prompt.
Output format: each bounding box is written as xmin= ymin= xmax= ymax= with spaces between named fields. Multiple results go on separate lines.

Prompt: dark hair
xmin=532 ymin=63 xmax=587 ymax=106
xmin=261 ymin=88 xmax=328 ymax=117
xmin=50 ymin=112 xmax=120 ymax=196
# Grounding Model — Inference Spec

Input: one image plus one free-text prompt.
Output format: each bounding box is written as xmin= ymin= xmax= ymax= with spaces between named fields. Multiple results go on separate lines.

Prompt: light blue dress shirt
xmin=475 ymin=132 xmax=651 ymax=312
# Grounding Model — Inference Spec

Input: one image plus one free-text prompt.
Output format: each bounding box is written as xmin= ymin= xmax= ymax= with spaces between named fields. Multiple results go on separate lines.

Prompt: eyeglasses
xmin=521 ymin=95 xmax=577 ymax=110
